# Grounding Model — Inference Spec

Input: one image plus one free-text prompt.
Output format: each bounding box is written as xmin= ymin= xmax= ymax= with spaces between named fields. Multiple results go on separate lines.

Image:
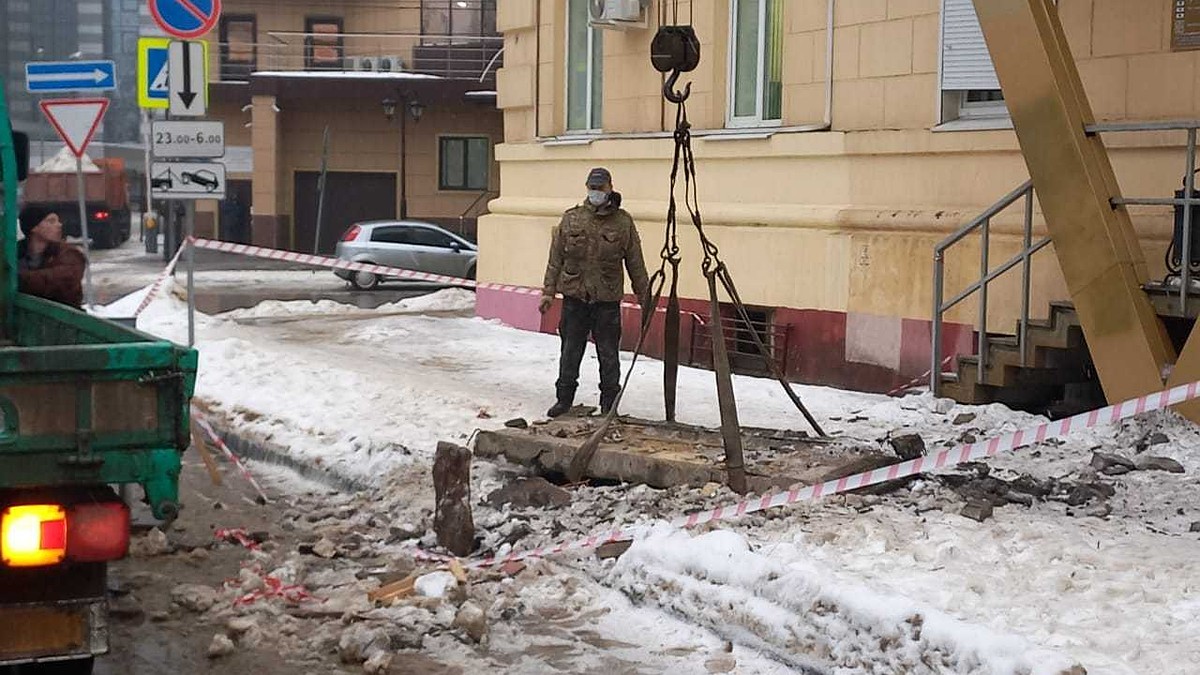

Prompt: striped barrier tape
xmin=445 ymin=378 xmax=1200 ymax=570
xmin=132 ymin=243 xmax=187 ymax=317
xmin=887 ymin=356 xmax=954 ymax=398
xmin=195 ymin=414 xmax=272 ymax=505
xmin=186 ymin=237 xmax=701 ymax=323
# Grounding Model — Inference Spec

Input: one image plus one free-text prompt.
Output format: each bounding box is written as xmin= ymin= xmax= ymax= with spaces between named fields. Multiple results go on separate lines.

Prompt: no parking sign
xmin=148 ymin=0 xmax=222 ymax=40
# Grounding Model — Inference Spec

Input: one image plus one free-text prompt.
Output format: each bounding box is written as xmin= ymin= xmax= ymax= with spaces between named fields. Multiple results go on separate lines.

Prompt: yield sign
xmin=39 ymin=98 xmax=109 ymax=158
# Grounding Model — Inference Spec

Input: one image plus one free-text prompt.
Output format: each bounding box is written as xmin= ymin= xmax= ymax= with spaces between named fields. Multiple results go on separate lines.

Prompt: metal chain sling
xmin=567 ymin=0 xmax=824 ymax=490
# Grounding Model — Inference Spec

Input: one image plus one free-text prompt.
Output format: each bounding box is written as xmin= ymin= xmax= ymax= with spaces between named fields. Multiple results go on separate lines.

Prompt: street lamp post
xmin=382 ymin=94 xmax=425 ymax=220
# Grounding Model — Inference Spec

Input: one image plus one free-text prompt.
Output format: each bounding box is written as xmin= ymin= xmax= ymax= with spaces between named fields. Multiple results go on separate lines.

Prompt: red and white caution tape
xmin=132 ymin=243 xmax=187 ymax=317
xmin=214 ymin=527 xmax=260 ymax=551
xmin=187 ymin=237 xmax=696 ymax=320
xmin=454 ymin=378 xmax=1200 ymax=570
xmin=887 ymin=356 xmax=954 ymax=397
xmin=195 ymin=414 xmax=272 ymax=505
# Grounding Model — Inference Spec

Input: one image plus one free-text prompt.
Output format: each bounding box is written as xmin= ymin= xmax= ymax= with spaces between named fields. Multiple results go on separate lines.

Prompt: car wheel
xmin=350 ymin=270 xmax=380 ymax=291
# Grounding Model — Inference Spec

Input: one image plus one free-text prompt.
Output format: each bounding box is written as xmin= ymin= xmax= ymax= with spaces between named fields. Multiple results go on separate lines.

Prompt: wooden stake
xmin=190 ymin=424 xmax=223 ymax=487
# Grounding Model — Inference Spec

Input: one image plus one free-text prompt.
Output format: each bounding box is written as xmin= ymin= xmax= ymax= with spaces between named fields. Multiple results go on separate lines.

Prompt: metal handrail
xmin=1088 ymin=121 xmax=1200 ymax=315
xmin=932 ymin=119 xmax=1200 ymax=395
xmin=931 ymin=180 xmax=1047 ymax=393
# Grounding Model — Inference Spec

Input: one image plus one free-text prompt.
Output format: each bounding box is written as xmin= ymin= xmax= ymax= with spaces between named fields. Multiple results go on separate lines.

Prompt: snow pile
xmin=221 ymin=288 xmax=475 ymax=320
xmin=36 ymin=146 xmax=101 ymax=173
xmin=609 ymin=526 xmax=1084 ymax=675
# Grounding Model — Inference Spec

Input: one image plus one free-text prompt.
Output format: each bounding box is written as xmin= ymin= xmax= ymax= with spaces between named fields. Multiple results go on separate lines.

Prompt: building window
xmin=940 ymin=0 xmax=1006 ymax=123
xmin=439 ymin=137 xmax=491 ymax=191
xmin=421 ymin=0 xmax=498 ymax=40
xmin=729 ymin=0 xmax=783 ymax=126
xmin=566 ymin=0 xmax=602 ymax=133
xmin=305 ymin=16 xmax=343 ymax=70
xmin=219 ymin=14 xmax=256 ymax=81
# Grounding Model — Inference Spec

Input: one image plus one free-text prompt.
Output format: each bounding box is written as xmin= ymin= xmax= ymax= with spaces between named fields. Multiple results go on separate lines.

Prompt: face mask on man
xmin=587 ymin=190 xmax=609 ymax=206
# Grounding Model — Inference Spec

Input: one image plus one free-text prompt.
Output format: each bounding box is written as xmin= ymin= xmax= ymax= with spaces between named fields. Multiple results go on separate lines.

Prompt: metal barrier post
xmin=978 ymin=220 xmax=990 ymax=384
xmin=931 ymin=249 xmax=945 ymax=393
xmin=1020 ymin=186 xmax=1034 ymax=366
xmin=1183 ymin=128 xmax=1196 ymax=315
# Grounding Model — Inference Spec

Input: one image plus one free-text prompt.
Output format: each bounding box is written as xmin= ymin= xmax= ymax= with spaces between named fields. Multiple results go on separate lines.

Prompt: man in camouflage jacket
xmin=540 ymin=167 xmax=650 ymax=417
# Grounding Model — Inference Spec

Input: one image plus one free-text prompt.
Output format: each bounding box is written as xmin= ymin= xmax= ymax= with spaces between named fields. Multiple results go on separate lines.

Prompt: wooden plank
xmin=190 ymin=425 xmax=222 ymax=487
xmin=367 ymin=574 xmax=417 ymax=604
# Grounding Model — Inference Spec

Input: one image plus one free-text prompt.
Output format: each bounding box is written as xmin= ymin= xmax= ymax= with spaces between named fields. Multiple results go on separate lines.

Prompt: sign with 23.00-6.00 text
xmin=152 ymin=120 xmax=224 ymax=158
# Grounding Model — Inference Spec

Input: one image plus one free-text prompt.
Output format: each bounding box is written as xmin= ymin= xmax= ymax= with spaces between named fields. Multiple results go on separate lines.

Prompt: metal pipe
xmin=931 ymin=250 xmax=944 ymax=393
xmin=1020 ymin=186 xmax=1034 ymax=366
xmin=1111 ymin=196 xmax=1200 ymax=206
xmin=977 ymin=219 xmax=990 ymax=384
xmin=823 ymin=0 xmax=835 ymax=128
xmin=1086 ymin=120 xmax=1200 ymax=133
xmin=1182 ymin=128 xmax=1196 ymax=315
xmin=479 ymin=46 xmax=505 ymax=83
xmin=936 ymin=180 xmax=1035 ymax=252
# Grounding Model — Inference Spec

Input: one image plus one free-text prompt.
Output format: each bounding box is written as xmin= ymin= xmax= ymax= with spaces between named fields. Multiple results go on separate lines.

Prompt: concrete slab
xmin=475 ymin=415 xmax=884 ymax=493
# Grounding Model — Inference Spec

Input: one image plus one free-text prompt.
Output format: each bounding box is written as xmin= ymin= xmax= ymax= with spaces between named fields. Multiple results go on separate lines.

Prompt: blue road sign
xmin=149 ymin=0 xmax=221 ymax=40
xmin=145 ymin=44 xmax=170 ymax=106
xmin=25 ymin=60 xmax=117 ymax=93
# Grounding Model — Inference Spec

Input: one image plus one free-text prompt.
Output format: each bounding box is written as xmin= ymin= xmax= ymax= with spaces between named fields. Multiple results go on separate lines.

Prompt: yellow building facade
xmin=478 ymin=0 xmax=1200 ymax=391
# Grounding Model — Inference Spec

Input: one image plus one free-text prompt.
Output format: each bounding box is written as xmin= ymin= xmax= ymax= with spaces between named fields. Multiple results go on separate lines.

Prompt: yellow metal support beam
xmin=972 ymin=0 xmax=1175 ymax=406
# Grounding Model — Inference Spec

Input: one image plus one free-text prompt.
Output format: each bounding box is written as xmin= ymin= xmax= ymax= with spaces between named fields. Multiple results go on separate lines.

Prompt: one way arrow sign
xmin=168 ymin=40 xmax=207 ymax=116
xmin=25 ymin=60 xmax=117 ymax=93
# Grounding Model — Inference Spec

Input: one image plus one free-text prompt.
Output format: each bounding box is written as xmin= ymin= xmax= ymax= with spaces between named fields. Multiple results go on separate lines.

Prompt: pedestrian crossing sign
xmin=138 ymin=37 xmax=172 ymax=109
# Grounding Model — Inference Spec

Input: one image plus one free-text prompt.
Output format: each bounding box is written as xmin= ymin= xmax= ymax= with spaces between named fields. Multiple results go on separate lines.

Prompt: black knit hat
xmin=18 ymin=205 xmax=53 ymax=237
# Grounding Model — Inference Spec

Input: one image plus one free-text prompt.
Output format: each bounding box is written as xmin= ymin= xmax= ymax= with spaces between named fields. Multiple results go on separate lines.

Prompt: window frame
xmin=564 ymin=0 xmax=603 ymax=134
xmin=438 ymin=136 xmax=491 ymax=191
xmin=218 ymin=13 xmax=257 ymax=81
xmin=304 ymin=15 xmax=344 ymax=70
xmin=727 ymin=0 xmax=783 ymax=129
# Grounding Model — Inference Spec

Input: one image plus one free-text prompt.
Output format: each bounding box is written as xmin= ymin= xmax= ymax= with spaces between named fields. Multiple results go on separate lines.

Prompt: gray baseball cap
xmin=586 ymin=167 xmax=612 ymax=188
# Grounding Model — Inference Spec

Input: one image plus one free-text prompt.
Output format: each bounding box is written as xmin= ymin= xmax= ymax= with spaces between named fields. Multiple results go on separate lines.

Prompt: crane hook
xmin=663 ymin=69 xmax=691 ymax=104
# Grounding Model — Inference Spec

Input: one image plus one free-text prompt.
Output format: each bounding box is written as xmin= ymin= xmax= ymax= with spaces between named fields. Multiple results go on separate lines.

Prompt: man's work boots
xmin=599 ymin=392 xmax=618 ymax=416
xmin=547 ymin=399 xmax=573 ymax=418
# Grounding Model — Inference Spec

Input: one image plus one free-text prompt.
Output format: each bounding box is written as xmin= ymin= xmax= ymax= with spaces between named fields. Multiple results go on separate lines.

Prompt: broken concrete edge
xmin=201 ymin=415 xmax=372 ymax=494
xmin=474 ymin=428 xmax=801 ymax=494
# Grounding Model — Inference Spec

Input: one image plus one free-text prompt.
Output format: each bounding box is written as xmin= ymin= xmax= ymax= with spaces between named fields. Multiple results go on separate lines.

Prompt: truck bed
xmin=0 ymin=294 xmax=196 ymax=519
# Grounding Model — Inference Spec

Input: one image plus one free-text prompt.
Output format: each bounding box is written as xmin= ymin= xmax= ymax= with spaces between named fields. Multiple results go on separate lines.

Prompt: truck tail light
xmin=342 ymin=225 xmax=361 ymax=242
xmin=1 ymin=505 xmax=67 ymax=568
xmin=0 ymin=501 xmax=130 ymax=568
xmin=92 ymin=210 xmax=111 ymax=221
xmin=67 ymin=501 xmax=130 ymax=563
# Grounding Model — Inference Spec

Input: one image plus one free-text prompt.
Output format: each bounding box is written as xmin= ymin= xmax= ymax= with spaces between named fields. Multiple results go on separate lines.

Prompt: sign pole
xmin=314 ymin=125 xmax=330 ymax=254
xmin=75 ymin=154 xmax=94 ymax=308
xmin=142 ymin=108 xmax=153 ymax=245
xmin=186 ymin=203 xmax=195 ymax=347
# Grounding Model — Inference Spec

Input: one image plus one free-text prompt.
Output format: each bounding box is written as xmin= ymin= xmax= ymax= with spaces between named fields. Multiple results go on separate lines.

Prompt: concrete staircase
xmin=939 ymin=301 xmax=1104 ymax=415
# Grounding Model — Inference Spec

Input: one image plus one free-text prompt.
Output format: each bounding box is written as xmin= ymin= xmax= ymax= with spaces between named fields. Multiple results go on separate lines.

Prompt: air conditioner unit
xmin=353 ymin=56 xmax=378 ymax=72
xmin=378 ymin=55 xmax=407 ymax=72
xmin=588 ymin=0 xmax=648 ymax=30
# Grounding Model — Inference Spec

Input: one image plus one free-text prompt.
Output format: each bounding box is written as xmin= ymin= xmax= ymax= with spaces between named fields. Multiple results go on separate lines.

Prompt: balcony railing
xmin=217 ymin=33 xmax=504 ymax=84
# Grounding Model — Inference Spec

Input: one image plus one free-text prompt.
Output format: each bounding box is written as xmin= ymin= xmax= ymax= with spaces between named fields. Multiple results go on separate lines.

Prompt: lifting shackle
xmin=651 ymin=24 xmax=701 ymax=104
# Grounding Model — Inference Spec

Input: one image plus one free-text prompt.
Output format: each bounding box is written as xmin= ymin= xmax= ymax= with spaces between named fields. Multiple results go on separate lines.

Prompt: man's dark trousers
xmin=555 ymin=296 xmax=622 ymax=406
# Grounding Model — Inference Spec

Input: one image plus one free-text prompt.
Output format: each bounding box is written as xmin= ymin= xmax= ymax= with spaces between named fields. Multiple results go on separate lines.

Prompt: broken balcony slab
xmin=474 ymin=415 xmax=884 ymax=493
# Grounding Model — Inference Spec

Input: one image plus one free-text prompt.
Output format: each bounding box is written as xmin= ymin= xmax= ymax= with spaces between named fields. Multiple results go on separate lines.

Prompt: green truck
xmin=1 ymin=87 xmax=197 ymax=672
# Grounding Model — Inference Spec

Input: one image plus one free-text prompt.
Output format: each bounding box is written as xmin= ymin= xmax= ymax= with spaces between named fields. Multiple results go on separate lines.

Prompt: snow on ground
xmin=108 ymin=282 xmax=1200 ymax=673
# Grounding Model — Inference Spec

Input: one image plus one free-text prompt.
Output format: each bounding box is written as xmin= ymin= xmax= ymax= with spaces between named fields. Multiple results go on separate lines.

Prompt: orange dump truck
xmin=21 ymin=157 xmax=132 ymax=249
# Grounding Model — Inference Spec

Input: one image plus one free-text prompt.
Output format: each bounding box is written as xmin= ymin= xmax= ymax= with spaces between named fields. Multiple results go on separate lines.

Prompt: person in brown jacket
xmin=540 ymin=167 xmax=650 ymax=417
xmin=17 ymin=206 xmax=86 ymax=308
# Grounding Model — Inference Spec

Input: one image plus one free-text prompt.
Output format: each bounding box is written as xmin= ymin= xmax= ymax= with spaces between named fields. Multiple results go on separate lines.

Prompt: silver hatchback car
xmin=334 ymin=220 xmax=478 ymax=290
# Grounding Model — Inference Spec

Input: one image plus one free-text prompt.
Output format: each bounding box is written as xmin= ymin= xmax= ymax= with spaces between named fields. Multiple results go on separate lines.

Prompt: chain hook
xmin=663 ymin=70 xmax=691 ymax=104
